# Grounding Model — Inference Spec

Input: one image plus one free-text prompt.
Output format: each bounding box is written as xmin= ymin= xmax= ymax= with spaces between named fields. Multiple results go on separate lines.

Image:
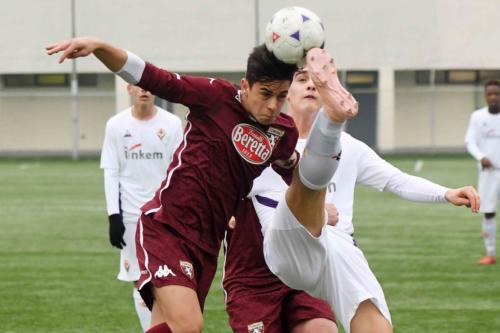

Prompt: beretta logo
xmin=232 ymin=124 xmax=272 ymax=165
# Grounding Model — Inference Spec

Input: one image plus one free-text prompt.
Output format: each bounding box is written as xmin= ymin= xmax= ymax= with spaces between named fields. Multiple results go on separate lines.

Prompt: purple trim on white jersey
xmin=255 ymin=195 xmax=279 ymax=209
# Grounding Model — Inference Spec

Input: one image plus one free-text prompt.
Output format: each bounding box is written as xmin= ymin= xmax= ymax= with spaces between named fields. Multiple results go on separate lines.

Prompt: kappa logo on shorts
xmin=179 ymin=260 xmax=194 ymax=280
xmin=232 ymin=124 xmax=272 ymax=165
xmin=247 ymin=321 xmax=264 ymax=333
xmin=154 ymin=264 xmax=176 ymax=279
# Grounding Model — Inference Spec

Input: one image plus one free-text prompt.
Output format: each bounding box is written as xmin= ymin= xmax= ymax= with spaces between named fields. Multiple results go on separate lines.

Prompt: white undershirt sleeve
xmin=464 ymin=114 xmax=485 ymax=161
xmin=355 ymin=138 xmax=449 ymax=203
xmin=116 ymin=51 xmax=146 ymax=85
xmin=384 ymin=172 xmax=449 ymax=203
xmin=104 ymin=168 xmax=120 ymax=215
xmin=100 ymin=121 xmax=121 ymax=215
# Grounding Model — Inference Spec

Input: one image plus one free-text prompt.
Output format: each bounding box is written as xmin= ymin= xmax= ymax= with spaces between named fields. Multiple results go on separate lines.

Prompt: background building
xmin=1 ymin=0 xmax=499 ymax=155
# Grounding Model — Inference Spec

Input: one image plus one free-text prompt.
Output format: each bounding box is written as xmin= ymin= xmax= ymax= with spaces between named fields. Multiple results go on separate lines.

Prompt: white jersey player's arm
xmin=100 ymin=121 xmax=121 ymax=215
xmin=384 ymin=173 xmax=449 ymax=203
xmin=356 ymin=140 xmax=449 ymax=203
xmin=464 ymin=113 xmax=485 ymax=161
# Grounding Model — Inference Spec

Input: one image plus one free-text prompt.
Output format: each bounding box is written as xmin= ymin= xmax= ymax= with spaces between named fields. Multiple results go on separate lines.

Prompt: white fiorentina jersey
xmin=250 ymin=132 xmax=401 ymax=235
xmin=465 ymin=107 xmax=500 ymax=169
xmin=100 ymin=107 xmax=183 ymax=220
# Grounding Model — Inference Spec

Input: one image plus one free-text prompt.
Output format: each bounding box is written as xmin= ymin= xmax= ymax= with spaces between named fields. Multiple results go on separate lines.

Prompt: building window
xmin=345 ymin=71 xmax=377 ymax=88
xmin=35 ymin=74 xmax=68 ymax=86
xmin=2 ymin=73 xmax=98 ymax=88
xmin=415 ymin=70 xmax=500 ymax=85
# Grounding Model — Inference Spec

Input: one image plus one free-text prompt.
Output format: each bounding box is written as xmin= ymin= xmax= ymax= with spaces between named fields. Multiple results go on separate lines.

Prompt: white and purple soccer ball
xmin=265 ymin=6 xmax=325 ymax=65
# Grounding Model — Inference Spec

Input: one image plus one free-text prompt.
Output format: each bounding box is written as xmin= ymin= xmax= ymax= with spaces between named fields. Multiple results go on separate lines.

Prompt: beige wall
xmin=395 ymin=86 xmax=480 ymax=150
xmin=2 ymin=0 xmax=500 ymax=73
xmin=1 ymin=0 xmax=499 ymax=154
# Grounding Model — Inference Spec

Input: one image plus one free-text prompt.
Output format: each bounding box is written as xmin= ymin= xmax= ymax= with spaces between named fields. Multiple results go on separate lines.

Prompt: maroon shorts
xmin=226 ymin=286 xmax=335 ymax=332
xmin=136 ymin=213 xmax=218 ymax=311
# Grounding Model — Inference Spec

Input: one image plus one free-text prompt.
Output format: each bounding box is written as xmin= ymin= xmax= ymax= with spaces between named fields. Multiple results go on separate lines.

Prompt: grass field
xmin=1 ymin=156 xmax=499 ymax=333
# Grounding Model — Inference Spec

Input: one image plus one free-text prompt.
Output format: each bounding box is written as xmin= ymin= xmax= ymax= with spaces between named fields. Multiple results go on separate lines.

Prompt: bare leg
xmin=150 ymin=285 xmax=203 ymax=333
xmin=292 ymin=318 xmax=338 ymax=333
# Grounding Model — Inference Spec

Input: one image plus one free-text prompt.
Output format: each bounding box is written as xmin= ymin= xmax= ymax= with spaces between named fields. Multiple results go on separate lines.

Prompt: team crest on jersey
xmin=247 ymin=321 xmax=264 ymax=333
xmin=179 ymin=260 xmax=194 ymax=280
xmin=232 ymin=124 xmax=272 ymax=165
xmin=266 ymin=127 xmax=284 ymax=148
xmin=157 ymin=128 xmax=166 ymax=140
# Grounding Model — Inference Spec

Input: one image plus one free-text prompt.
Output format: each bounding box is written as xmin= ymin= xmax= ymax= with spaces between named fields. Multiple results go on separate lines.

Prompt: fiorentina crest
xmin=248 ymin=321 xmax=264 ymax=333
xmin=179 ymin=260 xmax=194 ymax=280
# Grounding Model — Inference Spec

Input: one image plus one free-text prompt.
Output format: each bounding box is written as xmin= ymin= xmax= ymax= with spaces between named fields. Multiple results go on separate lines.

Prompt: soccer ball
xmin=265 ymin=7 xmax=325 ymax=65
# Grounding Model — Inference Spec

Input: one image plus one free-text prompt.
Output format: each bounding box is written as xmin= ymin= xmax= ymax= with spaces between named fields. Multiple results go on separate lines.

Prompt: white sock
xmin=298 ymin=108 xmax=343 ymax=190
xmin=482 ymin=216 xmax=496 ymax=257
xmin=133 ymin=287 xmax=151 ymax=332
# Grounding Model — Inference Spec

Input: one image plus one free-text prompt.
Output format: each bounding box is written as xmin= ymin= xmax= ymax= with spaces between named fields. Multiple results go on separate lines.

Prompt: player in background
xmin=101 ymin=84 xmax=183 ymax=331
xmin=259 ymin=50 xmax=479 ymax=332
xmin=47 ymin=37 xmax=298 ymax=333
xmin=465 ymin=79 xmax=500 ymax=265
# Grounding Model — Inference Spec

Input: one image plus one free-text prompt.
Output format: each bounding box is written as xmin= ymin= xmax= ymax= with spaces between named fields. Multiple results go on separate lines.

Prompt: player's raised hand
xmin=445 ymin=186 xmax=480 ymax=213
xmin=46 ymin=37 xmax=101 ymax=63
xmin=325 ymin=203 xmax=339 ymax=226
xmin=306 ymin=48 xmax=359 ymax=123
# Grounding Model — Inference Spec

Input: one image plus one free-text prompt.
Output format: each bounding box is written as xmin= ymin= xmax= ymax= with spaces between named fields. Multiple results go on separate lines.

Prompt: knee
xmin=292 ymin=318 xmax=338 ymax=333
xmin=351 ymin=300 xmax=392 ymax=333
xmin=168 ymin=317 xmax=203 ymax=333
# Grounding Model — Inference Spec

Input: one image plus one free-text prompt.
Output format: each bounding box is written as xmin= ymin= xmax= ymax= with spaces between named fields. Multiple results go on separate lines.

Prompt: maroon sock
xmin=146 ymin=323 xmax=172 ymax=333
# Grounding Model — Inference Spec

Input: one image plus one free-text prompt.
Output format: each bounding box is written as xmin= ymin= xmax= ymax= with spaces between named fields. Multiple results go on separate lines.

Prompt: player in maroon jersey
xmin=46 ymin=37 xmax=298 ymax=333
xmin=224 ymin=199 xmax=338 ymax=333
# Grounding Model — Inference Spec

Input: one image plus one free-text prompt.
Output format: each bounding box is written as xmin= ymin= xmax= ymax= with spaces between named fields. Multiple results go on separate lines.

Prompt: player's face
xmin=128 ymin=85 xmax=155 ymax=109
xmin=287 ymin=69 xmax=321 ymax=113
xmin=242 ymin=79 xmax=290 ymax=125
xmin=485 ymin=85 xmax=500 ymax=113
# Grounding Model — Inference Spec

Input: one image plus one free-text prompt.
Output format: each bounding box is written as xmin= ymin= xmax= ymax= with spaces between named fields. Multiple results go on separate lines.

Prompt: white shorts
xmin=117 ymin=216 xmax=141 ymax=282
xmin=478 ymin=169 xmax=500 ymax=213
xmin=262 ymin=194 xmax=391 ymax=333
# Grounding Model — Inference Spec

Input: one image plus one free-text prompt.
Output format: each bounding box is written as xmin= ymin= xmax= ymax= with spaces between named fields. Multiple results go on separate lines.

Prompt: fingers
xmin=59 ymin=44 xmax=80 ymax=63
xmin=45 ymin=40 xmax=71 ymax=55
xmin=464 ymin=187 xmax=480 ymax=213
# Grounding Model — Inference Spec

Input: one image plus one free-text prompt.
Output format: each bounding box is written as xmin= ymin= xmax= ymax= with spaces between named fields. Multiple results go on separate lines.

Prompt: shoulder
xmin=471 ymin=107 xmax=488 ymax=119
xmin=273 ymin=112 xmax=297 ymax=130
xmin=341 ymin=132 xmax=368 ymax=151
xmin=106 ymin=108 xmax=132 ymax=128
xmin=156 ymin=107 xmax=182 ymax=125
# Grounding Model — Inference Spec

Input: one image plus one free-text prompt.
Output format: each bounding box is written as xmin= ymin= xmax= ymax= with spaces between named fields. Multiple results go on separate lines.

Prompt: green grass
xmin=0 ymin=156 xmax=499 ymax=332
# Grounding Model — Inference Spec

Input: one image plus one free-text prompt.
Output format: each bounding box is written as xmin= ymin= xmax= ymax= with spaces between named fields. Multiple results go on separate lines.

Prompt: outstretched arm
xmin=46 ymin=37 xmax=127 ymax=72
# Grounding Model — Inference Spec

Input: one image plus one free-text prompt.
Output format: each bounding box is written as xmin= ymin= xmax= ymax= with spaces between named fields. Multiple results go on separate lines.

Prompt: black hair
xmin=245 ymin=44 xmax=298 ymax=87
xmin=484 ymin=79 xmax=500 ymax=90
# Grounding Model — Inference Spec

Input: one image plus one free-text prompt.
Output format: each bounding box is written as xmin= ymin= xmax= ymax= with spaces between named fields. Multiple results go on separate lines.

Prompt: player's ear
xmin=241 ymin=79 xmax=249 ymax=97
xmin=126 ymin=84 xmax=133 ymax=95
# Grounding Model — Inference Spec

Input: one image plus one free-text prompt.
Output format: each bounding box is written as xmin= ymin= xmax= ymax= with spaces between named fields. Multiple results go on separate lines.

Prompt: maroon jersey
xmin=223 ymin=198 xmax=335 ymax=331
xmin=138 ymin=63 xmax=298 ymax=255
